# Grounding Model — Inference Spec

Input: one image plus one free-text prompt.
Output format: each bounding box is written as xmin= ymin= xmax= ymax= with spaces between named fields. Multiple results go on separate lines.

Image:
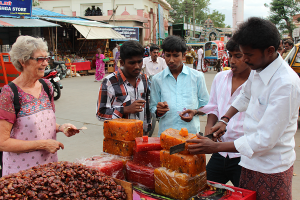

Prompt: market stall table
xmin=71 ymin=61 xmax=91 ymax=71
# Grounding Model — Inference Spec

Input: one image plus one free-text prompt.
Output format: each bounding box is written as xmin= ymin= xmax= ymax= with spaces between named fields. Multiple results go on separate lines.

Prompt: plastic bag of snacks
xmin=154 ymin=167 xmax=207 ymax=200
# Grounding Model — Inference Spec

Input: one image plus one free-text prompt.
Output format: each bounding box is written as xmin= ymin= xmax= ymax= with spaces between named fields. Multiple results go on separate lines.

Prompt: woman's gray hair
xmin=9 ymin=36 xmax=48 ymax=72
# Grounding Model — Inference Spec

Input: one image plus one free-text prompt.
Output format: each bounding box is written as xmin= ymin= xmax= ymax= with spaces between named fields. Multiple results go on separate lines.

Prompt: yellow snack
xmin=160 ymin=150 xmax=206 ymax=177
xmin=103 ymin=119 xmax=143 ymax=141
xmin=179 ymin=128 xmax=189 ymax=137
xmin=154 ymin=167 xmax=207 ymax=200
xmin=103 ymin=138 xmax=135 ymax=157
xmin=160 ymin=128 xmax=197 ymax=154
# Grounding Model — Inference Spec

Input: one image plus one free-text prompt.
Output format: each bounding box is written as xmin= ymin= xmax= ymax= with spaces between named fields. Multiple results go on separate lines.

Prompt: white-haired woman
xmin=0 ymin=36 xmax=79 ymax=176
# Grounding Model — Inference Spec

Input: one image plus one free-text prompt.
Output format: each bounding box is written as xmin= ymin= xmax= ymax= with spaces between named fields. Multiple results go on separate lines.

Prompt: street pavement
xmin=55 ymin=70 xmax=300 ymax=199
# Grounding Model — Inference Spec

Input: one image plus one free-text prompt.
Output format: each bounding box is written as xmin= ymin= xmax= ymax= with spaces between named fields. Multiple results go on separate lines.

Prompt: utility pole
xmin=113 ymin=0 xmax=115 ymax=26
xmin=193 ymin=0 xmax=195 ymax=38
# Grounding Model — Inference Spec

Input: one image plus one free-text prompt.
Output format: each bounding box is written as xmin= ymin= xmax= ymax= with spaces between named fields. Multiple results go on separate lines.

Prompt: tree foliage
xmin=265 ymin=0 xmax=300 ymax=38
xmin=207 ymin=10 xmax=226 ymax=28
xmin=167 ymin=0 xmax=226 ymax=27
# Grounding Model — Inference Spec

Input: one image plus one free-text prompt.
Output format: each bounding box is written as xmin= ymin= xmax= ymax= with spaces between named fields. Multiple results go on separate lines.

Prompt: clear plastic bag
xmin=154 ymin=167 xmax=207 ymax=200
xmin=75 ymin=153 xmax=131 ymax=180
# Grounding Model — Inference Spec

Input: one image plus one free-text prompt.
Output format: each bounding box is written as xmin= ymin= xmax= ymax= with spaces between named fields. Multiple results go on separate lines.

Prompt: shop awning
xmin=0 ymin=18 xmax=60 ymax=27
xmin=73 ymin=24 xmax=125 ymax=40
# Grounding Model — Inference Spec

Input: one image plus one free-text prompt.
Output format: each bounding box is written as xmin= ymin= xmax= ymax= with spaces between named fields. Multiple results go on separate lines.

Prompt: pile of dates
xmin=0 ymin=161 xmax=127 ymax=199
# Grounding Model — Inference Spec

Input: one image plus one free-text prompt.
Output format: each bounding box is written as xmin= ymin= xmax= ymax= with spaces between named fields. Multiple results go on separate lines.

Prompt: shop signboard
xmin=158 ymin=4 xmax=165 ymax=39
xmin=111 ymin=27 xmax=139 ymax=41
xmin=0 ymin=0 xmax=32 ymax=17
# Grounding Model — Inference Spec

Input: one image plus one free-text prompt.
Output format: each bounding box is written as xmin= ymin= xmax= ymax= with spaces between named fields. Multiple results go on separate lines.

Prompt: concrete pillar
xmin=232 ymin=0 xmax=244 ymax=31
xmin=71 ymin=0 xmax=80 ymax=16
xmin=236 ymin=0 xmax=244 ymax=27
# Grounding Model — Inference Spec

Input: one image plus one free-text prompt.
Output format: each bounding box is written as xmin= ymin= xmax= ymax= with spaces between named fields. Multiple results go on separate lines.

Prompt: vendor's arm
xmin=0 ymin=120 xmax=64 ymax=154
xmin=187 ymin=134 xmax=238 ymax=154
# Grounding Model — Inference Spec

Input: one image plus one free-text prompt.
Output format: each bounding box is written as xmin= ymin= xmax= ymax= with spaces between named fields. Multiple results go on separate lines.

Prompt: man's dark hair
xmin=161 ymin=35 xmax=187 ymax=54
xmin=284 ymin=39 xmax=294 ymax=46
xmin=232 ymin=17 xmax=280 ymax=51
xmin=226 ymin=39 xmax=240 ymax=52
xmin=120 ymin=40 xmax=144 ymax=61
xmin=150 ymin=45 xmax=159 ymax=52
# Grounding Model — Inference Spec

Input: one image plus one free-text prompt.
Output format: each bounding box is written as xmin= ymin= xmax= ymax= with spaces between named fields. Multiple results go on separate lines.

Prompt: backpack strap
xmin=8 ymin=82 xmax=21 ymax=116
xmin=39 ymin=79 xmax=51 ymax=100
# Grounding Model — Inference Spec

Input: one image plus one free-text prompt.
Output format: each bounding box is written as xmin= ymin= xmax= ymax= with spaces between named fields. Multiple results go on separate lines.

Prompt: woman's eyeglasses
xmin=30 ymin=56 xmax=50 ymax=63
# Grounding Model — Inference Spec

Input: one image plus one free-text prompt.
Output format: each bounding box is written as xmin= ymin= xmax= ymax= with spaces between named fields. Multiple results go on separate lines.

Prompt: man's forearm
xmin=206 ymin=114 xmax=218 ymax=127
xmin=216 ymin=142 xmax=238 ymax=153
xmin=223 ymin=106 xmax=239 ymax=121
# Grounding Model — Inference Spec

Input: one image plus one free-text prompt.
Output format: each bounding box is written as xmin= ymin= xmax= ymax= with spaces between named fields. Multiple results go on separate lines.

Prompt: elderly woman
xmin=0 ymin=36 xmax=79 ymax=176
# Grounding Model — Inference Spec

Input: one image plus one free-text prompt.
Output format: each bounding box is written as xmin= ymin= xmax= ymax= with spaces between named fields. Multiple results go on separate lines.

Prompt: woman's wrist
xmin=57 ymin=124 xmax=63 ymax=133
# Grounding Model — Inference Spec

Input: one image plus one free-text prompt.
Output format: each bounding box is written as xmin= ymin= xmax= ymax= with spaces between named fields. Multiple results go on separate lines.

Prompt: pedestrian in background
xmin=95 ymin=48 xmax=105 ymax=82
xmin=197 ymin=46 xmax=204 ymax=71
xmin=185 ymin=46 xmax=196 ymax=68
xmin=114 ymin=45 xmax=121 ymax=71
xmin=282 ymin=39 xmax=294 ymax=59
xmin=142 ymin=45 xmax=167 ymax=78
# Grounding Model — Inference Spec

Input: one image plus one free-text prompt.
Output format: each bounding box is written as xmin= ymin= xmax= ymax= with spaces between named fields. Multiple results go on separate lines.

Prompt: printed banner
xmin=0 ymin=0 xmax=32 ymax=17
xmin=158 ymin=4 xmax=164 ymax=39
xmin=112 ymin=27 xmax=139 ymax=41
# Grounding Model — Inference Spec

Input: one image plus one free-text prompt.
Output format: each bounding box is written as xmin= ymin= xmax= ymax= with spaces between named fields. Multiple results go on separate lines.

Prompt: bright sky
xmin=208 ymin=0 xmax=272 ymax=27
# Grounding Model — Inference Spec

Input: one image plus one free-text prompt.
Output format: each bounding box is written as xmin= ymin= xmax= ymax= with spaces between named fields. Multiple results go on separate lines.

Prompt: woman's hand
xmin=43 ymin=139 xmax=64 ymax=154
xmin=58 ymin=123 xmax=80 ymax=137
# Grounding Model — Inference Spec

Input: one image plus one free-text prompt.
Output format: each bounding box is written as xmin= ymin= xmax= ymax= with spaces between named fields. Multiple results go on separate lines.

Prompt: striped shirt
xmin=199 ymin=70 xmax=247 ymax=158
xmin=96 ymin=68 xmax=151 ymax=132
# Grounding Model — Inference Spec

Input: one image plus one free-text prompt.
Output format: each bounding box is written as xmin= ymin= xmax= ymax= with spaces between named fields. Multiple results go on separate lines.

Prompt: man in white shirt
xmin=197 ymin=46 xmax=204 ymax=71
xmin=187 ymin=17 xmax=300 ymax=200
xmin=142 ymin=45 xmax=167 ymax=78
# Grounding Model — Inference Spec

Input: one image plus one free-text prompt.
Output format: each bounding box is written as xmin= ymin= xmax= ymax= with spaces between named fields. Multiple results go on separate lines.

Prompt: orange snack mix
xmin=179 ymin=128 xmax=189 ymax=137
xmin=103 ymin=138 xmax=135 ymax=157
xmin=160 ymin=128 xmax=197 ymax=154
xmin=154 ymin=167 xmax=207 ymax=200
xmin=103 ymin=119 xmax=143 ymax=141
xmin=160 ymin=150 xmax=206 ymax=177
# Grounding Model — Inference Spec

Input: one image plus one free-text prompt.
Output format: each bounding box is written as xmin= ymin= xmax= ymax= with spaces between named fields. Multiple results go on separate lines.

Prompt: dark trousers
xmin=206 ymin=153 xmax=241 ymax=187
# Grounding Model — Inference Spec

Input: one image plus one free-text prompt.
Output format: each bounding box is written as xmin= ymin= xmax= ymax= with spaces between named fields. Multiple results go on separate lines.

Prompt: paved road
xmin=55 ymin=70 xmax=300 ymax=199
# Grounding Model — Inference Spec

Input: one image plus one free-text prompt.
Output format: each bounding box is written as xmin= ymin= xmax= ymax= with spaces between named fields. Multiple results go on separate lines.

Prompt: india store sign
xmin=112 ymin=27 xmax=139 ymax=41
xmin=0 ymin=0 xmax=32 ymax=17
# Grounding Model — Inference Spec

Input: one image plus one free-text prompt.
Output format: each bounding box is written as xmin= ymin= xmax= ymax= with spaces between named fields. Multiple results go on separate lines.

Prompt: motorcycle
xmin=43 ymin=69 xmax=63 ymax=100
xmin=51 ymin=60 xmax=67 ymax=80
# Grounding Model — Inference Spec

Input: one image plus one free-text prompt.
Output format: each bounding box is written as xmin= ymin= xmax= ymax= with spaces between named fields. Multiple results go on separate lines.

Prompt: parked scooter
xmin=53 ymin=60 xmax=67 ymax=79
xmin=43 ymin=69 xmax=63 ymax=100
